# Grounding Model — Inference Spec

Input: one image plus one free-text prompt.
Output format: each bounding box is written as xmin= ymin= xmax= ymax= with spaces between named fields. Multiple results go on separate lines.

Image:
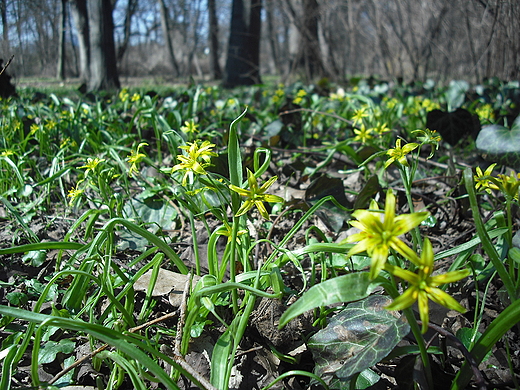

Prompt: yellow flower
xmin=353 ymin=124 xmax=373 ymax=143
xmin=345 ymin=190 xmax=429 ymax=279
xmin=119 ymin=88 xmax=129 ymax=102
xmin=67 ymin=186 xmax=84 ymax=206
xmin=351 ymin=107 xmax=369 ymax=125
xmin=373 ymin=122 xmax=391 ymax=135
xmin=476 ymin=104 xmax=495 ymax=121
xmin=413 ymin=128 xmax=442 ymax=158
xmin=474 ymin=164 xmax=498 ymax=193
xmin=127 ymin=142 xmax=148 ymax=177
xmin=171 ymin=140 xmax=217 ymax=186
xmin=131 ymin=93 xmax=141 ymax=102
xmin=384 ymin=139 xmax=419 ymax=169
xmin=385 ymin=237 xmax=470 ymax=333
xmin=215 ymin=221 xmax=248 ymax=244
xmin=79 ymin=157 xmax=105 ymax=176
xmin=293 ymin=89 xmax=307 ymax=104
xmin=181 ymin=119 xmax=199 ymax=134
xmin=496 ymin=170 xmax=520 ymax=200
xmin=229 ymin=169 xmax=284 ymax=220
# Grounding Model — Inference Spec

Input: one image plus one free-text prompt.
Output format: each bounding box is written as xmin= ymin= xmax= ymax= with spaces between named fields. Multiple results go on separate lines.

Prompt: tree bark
xmin=223 ymin=0 xmax=262 ymax=87
xmin=69 ymin=0 xmax=90 ymax=83
xmin=208 ymin=0 xmax=222 ymax=80
xmin=158 ymin=0 xmax=180 ymax=77
xmin=87 ymin=0 xmax=120 ymax=91
xmin=56 ymin=0 xmax=67 ymax=80
xmin=117 ymin=0 xmax=138 ymax=62
xmin=0 ymin=0 xmax=9 ymax=52
xmin=284 ymin=0 xmax=327 ymax=81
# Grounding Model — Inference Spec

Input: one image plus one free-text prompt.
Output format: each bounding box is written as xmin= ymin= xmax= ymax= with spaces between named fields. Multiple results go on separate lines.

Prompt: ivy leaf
xmin=308 ymin=295 xmax=410 ymax=387
xmin=426 ymin=108 xmax=480 ymax=146
xmin=305 ymin=175 xmax=351 ymax=232
xmin=38 ymin=339 xmax=75 ymax=364
xmin=476 ymin=115 xmax=520 ymax=169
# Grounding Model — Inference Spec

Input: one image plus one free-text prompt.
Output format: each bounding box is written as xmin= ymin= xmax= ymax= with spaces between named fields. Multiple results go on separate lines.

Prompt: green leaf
xmin=476 ymin=116 xmax=520 ymax=169
xmin=279 ymin=272 xmax=376 ymax=328
xmin=22 ymin=250 xmax=46 ymax=267
xmin=5 ymin=292 xmax=28 ymax=306
xmin=210 ymin=329 xmax=233 ymax=388
xmin=123 ymin=197 xmax=177 ymax=232
xmin=308 ymin=295 xmax=409 ymax=386
xmin=38 ymin=339 xmax=75 ymax=364
xmin=455 ymin=327 xmax=491 ymax=362
xmin=329 ymin=368 xmax=380 ymax=390
xmin=0 ymin=305 xmax=184 ymax=390
xmin=445 ymin=80 xmax=469 ymax=110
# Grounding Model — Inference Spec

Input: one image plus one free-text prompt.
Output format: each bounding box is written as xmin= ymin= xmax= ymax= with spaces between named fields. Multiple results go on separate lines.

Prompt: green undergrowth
xmin=0 ymin=77 xmax=519 ymax=389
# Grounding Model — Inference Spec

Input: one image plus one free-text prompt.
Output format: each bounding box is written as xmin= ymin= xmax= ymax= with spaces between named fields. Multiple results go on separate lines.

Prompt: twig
xmin=0 ymin=55 xmax=14 ymax=77
xmin=49 ymin=312 xmax=177 ymax=385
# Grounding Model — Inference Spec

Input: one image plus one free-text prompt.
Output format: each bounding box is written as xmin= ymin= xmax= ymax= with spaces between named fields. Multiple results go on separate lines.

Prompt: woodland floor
xmin=0 ymin=81 xmax=519 ymax=389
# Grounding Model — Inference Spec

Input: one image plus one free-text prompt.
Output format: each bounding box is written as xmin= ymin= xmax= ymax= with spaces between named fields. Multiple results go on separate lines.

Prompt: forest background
xmin=0 ymin=0 xmax=519 ymax=91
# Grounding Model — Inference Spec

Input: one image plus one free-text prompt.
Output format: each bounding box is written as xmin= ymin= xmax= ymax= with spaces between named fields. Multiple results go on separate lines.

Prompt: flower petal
xmin=426 ymin=287 xmax=467 ymax=313
xmin=385 ymin=287 xmax=418 ymax=311
xmin=429 ymin=269 xmax=470 ymax=286
xmin=417 ymin=291 xmax=430 ymax=333
xmin=255 ymin=200 xmax=270 ymax=219
xmin=393 ymin=212 xmax=429 ymax=235
xmin=235 ymin=199 xmax=253 ymax=217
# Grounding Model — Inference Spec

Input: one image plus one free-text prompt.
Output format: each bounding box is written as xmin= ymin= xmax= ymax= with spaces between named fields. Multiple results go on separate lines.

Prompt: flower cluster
xmin=345 ymin=190 xmax=469 ymax=332
xmin=171 ymin=140 xmax=217 ymax=186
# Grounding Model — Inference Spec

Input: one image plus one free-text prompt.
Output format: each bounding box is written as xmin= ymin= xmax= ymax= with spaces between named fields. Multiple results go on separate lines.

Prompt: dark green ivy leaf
xmin=308 ymin=295 xmax=410 ymax=387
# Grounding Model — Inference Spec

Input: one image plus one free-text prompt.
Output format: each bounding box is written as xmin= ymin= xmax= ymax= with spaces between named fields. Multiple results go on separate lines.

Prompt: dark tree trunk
xmin=208 ymin=0 xmax=222 ymax=80
xmin=158 ymin=0 xmax=180 ymax=77
xmin=223 ymin=0 xmax=262 ymax=87
xmin=87 ymin=0 xmax=120 ymax=91
xmin=57 ymin=0 xmax=67 ymax=80
xmin=299 ymin=0 xmax=327 ymax=80
xmin=69 ymin=0 xmax=90 ymax=83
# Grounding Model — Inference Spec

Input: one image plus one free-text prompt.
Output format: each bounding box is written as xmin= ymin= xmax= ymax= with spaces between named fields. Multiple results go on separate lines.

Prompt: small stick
xmin=0 ymin=55 xmax=14 ymax=77
xmin=49 ymin=312 xmax=177 ymax=385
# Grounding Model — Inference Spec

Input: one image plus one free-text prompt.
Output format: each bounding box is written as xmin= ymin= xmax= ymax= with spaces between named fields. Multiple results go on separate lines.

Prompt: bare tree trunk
xmin=208 ymin=0 xmax=222 ymax=79
xmin=69 ymin=0 xmax=90 ymax=83
xmin=264 ymin=0 xmax=281 ymax=75
xmin=283 ymin=0 xmax=328 ymax=81
xmin=87 ymin=0 xmax=120 ymax=91
xmin=56 ymin=0 xmax=67 ymax=80
xmin=0 ymin=0 xmax=9 ymax=53
xmin=158 ymin=0 xmax=180 ymax=77
xmin=223 ymin=0 xmax=262 ymax=87
xmin=117 ymin=0 xmax=138 ymax=62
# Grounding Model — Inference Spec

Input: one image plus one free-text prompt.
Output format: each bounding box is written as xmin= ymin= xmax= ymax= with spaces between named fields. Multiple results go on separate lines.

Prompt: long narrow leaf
xmin=0 ymin=305 xmax=201 ymax=390
xmin=278 ymin=272 xmax=377 ymax=328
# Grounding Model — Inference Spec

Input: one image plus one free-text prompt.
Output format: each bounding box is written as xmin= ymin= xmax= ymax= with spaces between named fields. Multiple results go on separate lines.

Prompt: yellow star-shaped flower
xmin=229 ymin=169 xmax=284 ymax=220
xmin=384 ymin=139 xmax=419 ymax=169
xmin=385 ymin=237 xmax=470 ymax=333
xmin=345 ymin=189 xmax=429 ymax=279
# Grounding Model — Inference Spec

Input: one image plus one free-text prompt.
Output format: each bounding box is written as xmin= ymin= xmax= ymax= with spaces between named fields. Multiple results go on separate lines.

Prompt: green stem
xmin=463 ymin=168 xmax=516 ymax=301
xmin=399 ymin=165 xmax=422 ymax=252
xmin=229 ymin=215 xmax=239 ymax=314
xmin=189 ymin=212 xmax=200 ymax=275
xmin=384 ymin=278 xmax=433 ymax=389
